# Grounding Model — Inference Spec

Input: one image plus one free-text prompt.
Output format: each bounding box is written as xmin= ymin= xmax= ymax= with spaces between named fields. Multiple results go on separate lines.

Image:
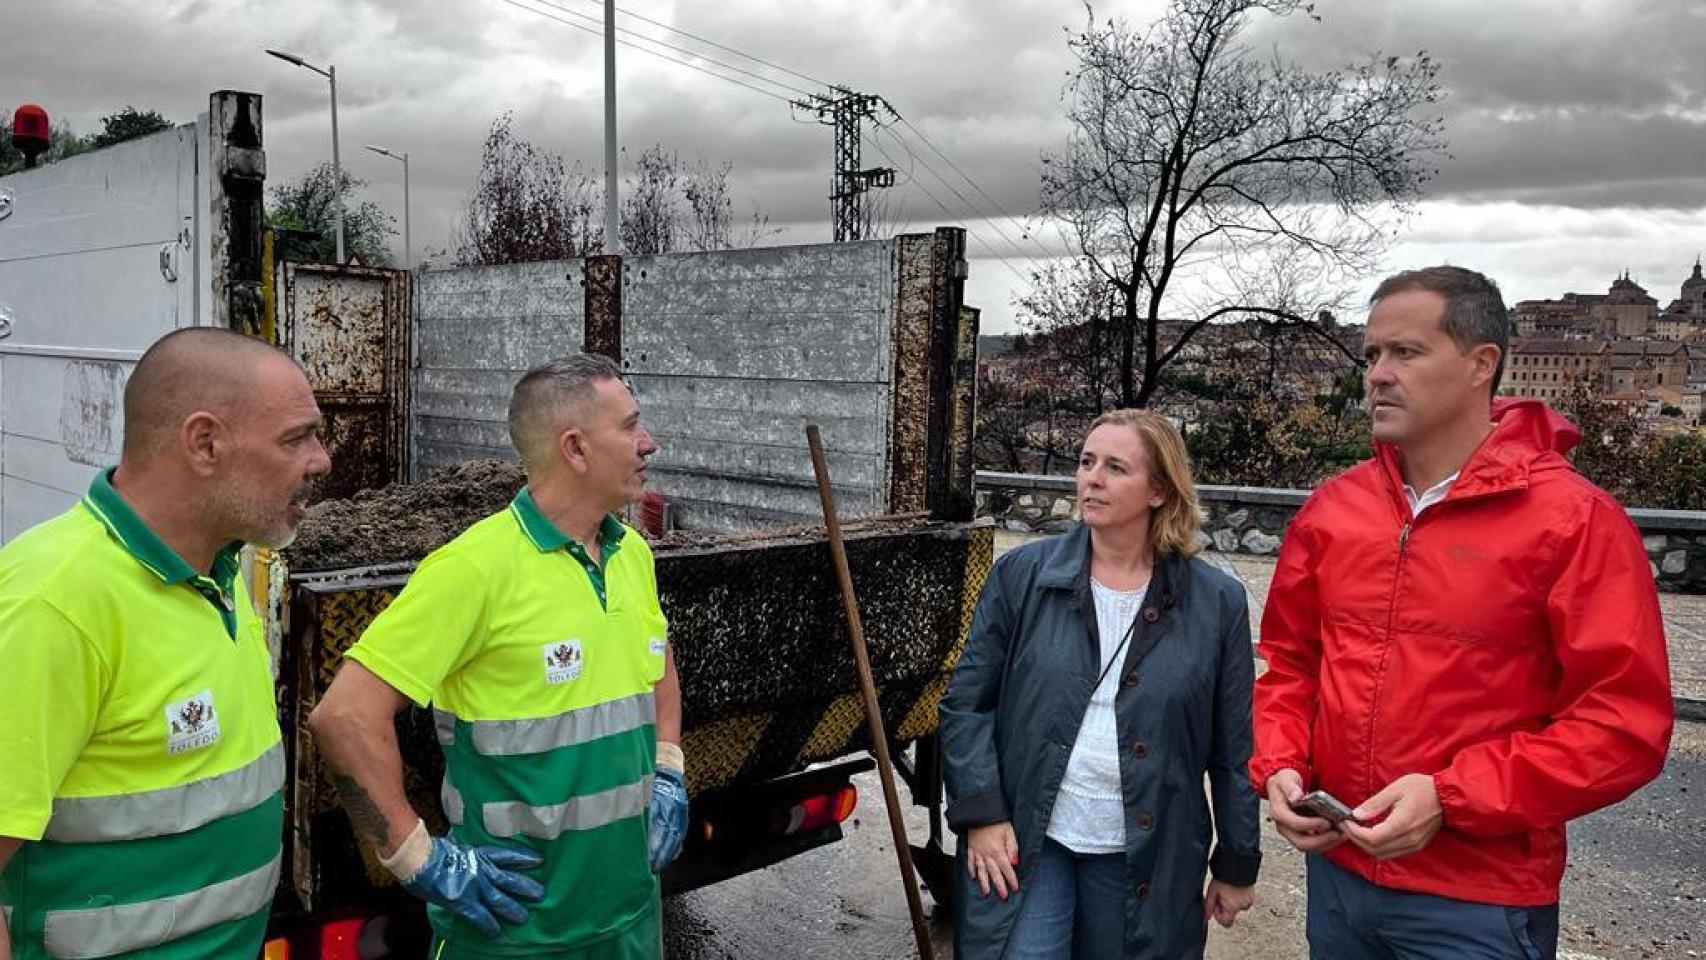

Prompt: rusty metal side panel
xmin=924 ymin=228 xmax=970 ymax=520
xmin=948 ymin=304 xmax=980 ymax=522
xmin=584 ymin=254 xmax=622 ymax=362
xmin=887 ymin=235 xmax=935 ymax=514
xmin=279 ymin=261 xmax=411 ymax=501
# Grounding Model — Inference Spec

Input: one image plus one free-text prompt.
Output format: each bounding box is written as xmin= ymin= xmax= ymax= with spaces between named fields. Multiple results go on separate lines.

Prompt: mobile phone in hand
xmin=1293 ymin=789 xmax=1358 ymax=825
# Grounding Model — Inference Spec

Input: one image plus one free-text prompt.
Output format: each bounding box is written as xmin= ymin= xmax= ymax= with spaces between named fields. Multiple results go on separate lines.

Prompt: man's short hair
xmin=1371 ymin=266 xmax=1510 ymax=396
xmin=123 ymin=327 xmax=296 ymax=459
xmin=507 ymin=353 xmax=623 ymax=470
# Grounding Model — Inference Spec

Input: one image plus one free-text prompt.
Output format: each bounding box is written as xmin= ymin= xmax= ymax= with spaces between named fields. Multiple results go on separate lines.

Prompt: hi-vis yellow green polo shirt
xmin=0 ymin=470 xmax=284 ymax=959
xmin=347 ymin=488 xmax=669 ymax=957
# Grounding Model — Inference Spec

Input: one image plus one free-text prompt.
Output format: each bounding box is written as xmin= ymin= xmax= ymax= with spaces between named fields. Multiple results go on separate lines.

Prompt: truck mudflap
xmin=268 ymin=517 xmax=993 ymax=914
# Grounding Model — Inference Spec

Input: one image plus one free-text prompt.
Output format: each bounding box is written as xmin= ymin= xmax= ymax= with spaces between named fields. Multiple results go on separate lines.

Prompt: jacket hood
xmin=1488 ymin=396 xmax=1581 ymax=457
xmin=1374 ymin=397 xmax=1581 ymax=503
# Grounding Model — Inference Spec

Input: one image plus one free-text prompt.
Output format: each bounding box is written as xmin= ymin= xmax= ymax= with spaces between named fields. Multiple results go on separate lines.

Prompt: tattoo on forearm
xmin=330 ymin=774 xmax=394 ymax=848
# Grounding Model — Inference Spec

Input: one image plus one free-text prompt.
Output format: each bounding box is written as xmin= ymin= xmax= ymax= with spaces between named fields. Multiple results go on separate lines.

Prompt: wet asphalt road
xmin=663 ymin=545 xmax=1704 ymax=958
xmin=663 ymin=723 xmax=1703 ymax=960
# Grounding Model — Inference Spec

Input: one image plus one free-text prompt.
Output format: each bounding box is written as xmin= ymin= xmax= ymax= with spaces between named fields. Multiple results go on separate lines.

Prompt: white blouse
xmin=1045 ymin=577 xmax=1146 ymax=854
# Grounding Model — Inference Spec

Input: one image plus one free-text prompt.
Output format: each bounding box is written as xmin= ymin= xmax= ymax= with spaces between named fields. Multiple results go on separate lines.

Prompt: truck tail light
xmin=778 ymin=784 xmax=858 ymax=836
xmin=263 ymin=939 xmax=291 ymax=960
xmin=319 ymin=918 xmax=366 ymax=960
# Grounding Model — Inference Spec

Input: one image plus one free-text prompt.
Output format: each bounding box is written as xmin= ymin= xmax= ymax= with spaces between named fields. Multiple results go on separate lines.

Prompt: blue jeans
xmin=1306 ymin=854 xmax=1558 ymax=960
xmin=1002 ymin=838 xmax=1125 ymax=959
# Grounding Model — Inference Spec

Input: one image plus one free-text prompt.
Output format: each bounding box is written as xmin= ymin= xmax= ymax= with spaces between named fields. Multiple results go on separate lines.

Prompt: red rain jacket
xmin=1252 ymin=398 xmax=1673 ymax=906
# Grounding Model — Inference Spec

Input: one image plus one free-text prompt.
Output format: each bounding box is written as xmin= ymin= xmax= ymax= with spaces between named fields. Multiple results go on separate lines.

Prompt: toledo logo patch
xmin=543 ymin=639 xmax=584 ymax=685
xmin=165 ymin=690 xmax=221 ymax=755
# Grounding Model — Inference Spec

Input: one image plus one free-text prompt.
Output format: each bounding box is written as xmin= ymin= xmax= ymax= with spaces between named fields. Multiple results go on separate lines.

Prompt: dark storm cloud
xmin=7 ymin=0 xmax=1702 ymax=325
xmin=1252 ymin=0 xmax=1706 ymax=207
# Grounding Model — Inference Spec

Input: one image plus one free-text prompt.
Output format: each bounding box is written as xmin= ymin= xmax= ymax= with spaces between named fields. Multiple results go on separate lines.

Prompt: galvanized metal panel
xmin=412 ymin=415 xmax=513 ymax=450
xmin=411 ymin=369 xmax=518 ymax=422
xmin=620 ymin=239 xmax=897 ymax=530
xmin=412 ymin=416 xmax=517 ymax=475
xmin=624 ymin=241 xmax=889 ymax=285
xmin=635 ymin=473 xmax=884 ymax=536
xmin=622 ymin=310 xmax=890 ymax=383
xmin=414 ymin=315 xmax=575 ymax=371
xmin=647 ymin=435 xmax=883 ymax=490
xmin=618 ymin=273 xmax=889 ymax=318
xmin=411 ymin=261 xmax=582 ymax=478
xmin=629 ymin=375 xmax=889 ymax=453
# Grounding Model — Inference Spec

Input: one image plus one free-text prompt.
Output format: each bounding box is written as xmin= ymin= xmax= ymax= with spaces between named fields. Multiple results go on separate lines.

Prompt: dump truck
xmin=2 ymin=91 xmax=988 ymax=958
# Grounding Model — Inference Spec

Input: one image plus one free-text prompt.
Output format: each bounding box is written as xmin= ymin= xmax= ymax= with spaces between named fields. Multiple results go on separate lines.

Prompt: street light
xmin=266 ymin=48 xmax=344 ymax=264
xmin=365 ymin=144 xmax=409 ymax=270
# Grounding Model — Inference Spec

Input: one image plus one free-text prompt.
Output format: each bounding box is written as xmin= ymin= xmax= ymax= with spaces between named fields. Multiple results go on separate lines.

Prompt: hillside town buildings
xmin=1504 ymin=262 xmax=1704 ymax=427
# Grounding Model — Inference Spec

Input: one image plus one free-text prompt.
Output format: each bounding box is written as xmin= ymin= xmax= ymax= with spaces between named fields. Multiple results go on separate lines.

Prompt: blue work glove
xmin=400 ymin=833 xmax=545 ymax=938
xmin=648 ymin=760 xmax=690 ymax=873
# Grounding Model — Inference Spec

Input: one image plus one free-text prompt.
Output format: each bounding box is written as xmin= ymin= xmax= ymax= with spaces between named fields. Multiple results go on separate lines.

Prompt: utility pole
xmin=795 ymin=87 xmax=896 ymax=242
xmin=603 ymin=0 xmax=619 ymax=253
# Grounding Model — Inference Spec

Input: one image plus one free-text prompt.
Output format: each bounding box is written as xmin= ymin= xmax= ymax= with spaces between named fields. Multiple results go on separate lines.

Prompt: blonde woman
xmin=941 ymin=409 xmax=1261 ymax=958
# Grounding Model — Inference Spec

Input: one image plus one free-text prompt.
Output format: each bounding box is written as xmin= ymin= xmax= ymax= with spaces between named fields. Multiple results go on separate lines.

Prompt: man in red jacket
xmin=1252 ymin=265 xmax=1673 ymax=959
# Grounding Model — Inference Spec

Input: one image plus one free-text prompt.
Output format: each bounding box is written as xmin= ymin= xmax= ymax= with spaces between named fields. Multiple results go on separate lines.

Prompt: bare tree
xmin=629 ymin=148 xmax=781 ymax=253
xmin=620 ymin=146 xmax=681 ymax=255
xmin=456 ymin=114 xmax=600 ymax=265
xmin=1042 ymin=0 xmax=1444 ymax=406
xmin=1015 ymin=257 xmax=1120 ymax=416
xmin=682 ymin=158 xmax=734 ymax=252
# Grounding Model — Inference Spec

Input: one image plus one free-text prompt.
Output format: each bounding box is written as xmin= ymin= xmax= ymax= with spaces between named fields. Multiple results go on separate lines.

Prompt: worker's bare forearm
xmin=307 ymin=664 xmax=424 ymax=856
xmin=657 ymin=643 xmax=682 ymax=745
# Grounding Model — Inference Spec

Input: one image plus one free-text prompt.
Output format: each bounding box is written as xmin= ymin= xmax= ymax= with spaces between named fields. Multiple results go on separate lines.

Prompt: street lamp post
xmin=604 ymin=0 xmax=618 ymax=253
xmin=365 ymin=144 xmax=410 ymax=270
xmin=266 ymin=48 xmax=344 ymax=264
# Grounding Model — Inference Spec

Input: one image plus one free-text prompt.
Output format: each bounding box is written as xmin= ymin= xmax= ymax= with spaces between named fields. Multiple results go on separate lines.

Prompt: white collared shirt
xmin=1403 ymin=471 xmax=1459 ymax=518
xmin=1046 ymin=577 xmax=1146 ymax=854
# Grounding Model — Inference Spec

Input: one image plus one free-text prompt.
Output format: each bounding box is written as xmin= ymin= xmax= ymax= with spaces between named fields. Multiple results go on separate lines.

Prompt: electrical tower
xmin=795 ymin=86 xmax=896 ymax=242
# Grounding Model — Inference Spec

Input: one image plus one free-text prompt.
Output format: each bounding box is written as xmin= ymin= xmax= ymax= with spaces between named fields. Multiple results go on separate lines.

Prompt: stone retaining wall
xmin=976 ymin=471 xmax=1706 ymax=594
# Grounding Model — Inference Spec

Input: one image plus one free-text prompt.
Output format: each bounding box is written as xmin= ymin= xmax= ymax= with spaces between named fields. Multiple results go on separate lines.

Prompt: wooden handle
xmin=806 ymin=424 xmax=935 ymax=960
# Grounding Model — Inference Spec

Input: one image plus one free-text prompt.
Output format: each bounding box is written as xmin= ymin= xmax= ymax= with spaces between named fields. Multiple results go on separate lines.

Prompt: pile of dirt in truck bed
xmin=286 ymin=459 xmax=946 ymax=572
xmin=286 ymin=459 xmax=526 ymax=571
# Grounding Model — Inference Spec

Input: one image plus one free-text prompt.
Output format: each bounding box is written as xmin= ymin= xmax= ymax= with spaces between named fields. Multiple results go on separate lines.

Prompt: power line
xmin=874 ymin=124 xmax=1040 ymax=270
xmin=868 ymin=133 xmax=1033 ymax=287
xmin=508 ymin=0 xmax=1052 ymax=261
xmin=875 ymin=124 xmax=1037 ymax=264
xmin=524 ymin=0 xmax=820 ymax=98
xmin=492 ymin=0 xmax=800 ymax=103
xmin=893 ymin=114 xmax=1043 ymax=254
xmin=566 ymin=0 xmax=833 ymax=91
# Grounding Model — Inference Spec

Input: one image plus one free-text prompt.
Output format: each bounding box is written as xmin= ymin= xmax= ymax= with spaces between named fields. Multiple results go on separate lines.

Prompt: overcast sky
xmin=8 ymin=0 xmax=1705 ymax=331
